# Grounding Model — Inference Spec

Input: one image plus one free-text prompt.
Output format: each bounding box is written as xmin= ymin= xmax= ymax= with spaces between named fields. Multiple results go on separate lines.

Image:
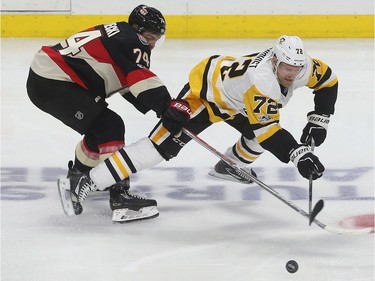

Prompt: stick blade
xmin=309 ymin=199 xmax=324 ymax=226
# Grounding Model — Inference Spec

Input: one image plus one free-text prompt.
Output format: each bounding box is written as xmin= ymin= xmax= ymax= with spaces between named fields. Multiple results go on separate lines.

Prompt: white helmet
xmin=273 ymin=35 xmax=307 ymax=67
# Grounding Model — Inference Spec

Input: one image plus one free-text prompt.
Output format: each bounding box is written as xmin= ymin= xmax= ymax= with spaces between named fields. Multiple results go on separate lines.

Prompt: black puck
xmin=286 ymin=260 xmax=298 ymax=273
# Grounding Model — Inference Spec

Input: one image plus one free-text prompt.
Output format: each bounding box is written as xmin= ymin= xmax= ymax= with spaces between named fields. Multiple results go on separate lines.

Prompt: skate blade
xmin=112 ymin=206 xmax=159 ymax=223
xmin=57 ymin=178 xmax=75 ymax=216
xmin=208 ymin=169 xmax=252 ymax=184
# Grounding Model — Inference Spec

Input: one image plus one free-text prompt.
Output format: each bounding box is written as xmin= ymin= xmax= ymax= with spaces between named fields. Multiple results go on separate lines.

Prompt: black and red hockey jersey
xmin=30 ymin=21 xmax=171 ymax=116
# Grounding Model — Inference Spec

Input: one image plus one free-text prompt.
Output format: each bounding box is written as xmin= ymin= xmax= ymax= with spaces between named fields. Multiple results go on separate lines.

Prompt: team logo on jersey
xmin=75 ymin=111 xmax=84 ymax=120
xmin=258 ymin=114 xmax=273 ymax=123
xmin=312 ymin=59 xmax=322 ymax=81
xmin=137 ymin=34 xmax=149 ymax=45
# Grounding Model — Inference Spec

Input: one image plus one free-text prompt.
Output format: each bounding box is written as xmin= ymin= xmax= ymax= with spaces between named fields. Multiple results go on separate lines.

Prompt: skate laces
xmin=124 ymin=189 xmax=148 ymax=201
xmin=236 ymin=167 xmax=253 ymax=181
xmin=216 ymin=160 xmax=256 ymax=182
xmin=77 ymin=175 xmax=95 ymax=204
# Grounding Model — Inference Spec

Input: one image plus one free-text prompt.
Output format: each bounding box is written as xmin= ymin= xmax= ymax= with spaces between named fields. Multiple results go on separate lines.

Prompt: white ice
xmin=1 ymin=37 xmax=374 ymax=281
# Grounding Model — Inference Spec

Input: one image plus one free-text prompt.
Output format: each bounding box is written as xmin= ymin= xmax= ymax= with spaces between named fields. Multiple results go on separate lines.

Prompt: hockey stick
xmin=308 ymin=138 xmax=325 ymax=225
xmin=182 ymin=128 xmax=372 ymax=235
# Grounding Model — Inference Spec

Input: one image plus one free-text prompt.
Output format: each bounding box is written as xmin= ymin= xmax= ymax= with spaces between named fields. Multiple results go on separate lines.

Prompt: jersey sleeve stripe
xmin=211 ymin=57 xmax=237 ymax=116
xmin=314 ymin=77 xmax=338 ymax=91
xmin=129 ymin=76 xmax=165 ymax=98
xmin=197 ymin=55 xmax=221 ymax=100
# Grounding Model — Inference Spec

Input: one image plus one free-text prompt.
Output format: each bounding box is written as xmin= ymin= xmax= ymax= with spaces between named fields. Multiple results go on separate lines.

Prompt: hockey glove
xmin=290 ymin=144 xmax=325 ymax=180
xmin=300 ymin=111 xmax=330 ymax=146
xmin=161 ymin=99 xmax=191 ymax=135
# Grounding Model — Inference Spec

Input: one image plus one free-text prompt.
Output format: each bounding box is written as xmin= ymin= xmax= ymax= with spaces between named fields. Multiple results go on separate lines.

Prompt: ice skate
xmin=109 ymin=179 xmax=159 ymax=223
xmin=208 ymin=160 xmax=257 ymax=184
xmin=57 ymin=161 xmax=96 ymax=216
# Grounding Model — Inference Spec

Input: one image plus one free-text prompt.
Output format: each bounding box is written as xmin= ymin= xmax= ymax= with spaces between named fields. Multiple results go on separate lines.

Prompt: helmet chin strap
xmin=272 ymin=61 xmax=286 ymax=88
xmin=271 ymin=55 xmax=280 ymax=75
xmin=273 ymin=62 xmax=279 ymax=75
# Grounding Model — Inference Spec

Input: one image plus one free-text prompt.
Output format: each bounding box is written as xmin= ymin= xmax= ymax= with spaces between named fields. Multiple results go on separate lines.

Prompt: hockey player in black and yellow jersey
xmin=61 ymin=35 xmax=337 ymax=220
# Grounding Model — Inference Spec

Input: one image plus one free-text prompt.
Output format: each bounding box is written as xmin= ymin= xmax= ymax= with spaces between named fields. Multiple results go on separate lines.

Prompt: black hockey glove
xmin=300 ymin=111 xmax=330 ymax=146
xmin=289 ymin=144 xmax=325 ymax=180
xmin=161 ymin=99 xmax=191 ymax=135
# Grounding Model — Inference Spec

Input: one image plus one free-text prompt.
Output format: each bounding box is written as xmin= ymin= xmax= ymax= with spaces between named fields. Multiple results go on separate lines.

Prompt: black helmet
xmin=129 ymin=5 xmax=166 ymax=35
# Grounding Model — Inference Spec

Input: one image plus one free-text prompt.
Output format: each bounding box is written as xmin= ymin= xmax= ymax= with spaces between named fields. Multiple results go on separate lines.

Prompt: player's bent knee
xmin=89 ymin=109 xmax=125 ymax=142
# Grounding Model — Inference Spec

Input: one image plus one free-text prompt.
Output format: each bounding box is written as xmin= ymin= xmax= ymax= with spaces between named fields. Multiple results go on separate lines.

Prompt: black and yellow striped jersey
xmin=187 ymin=48 xmax=338 ymax=144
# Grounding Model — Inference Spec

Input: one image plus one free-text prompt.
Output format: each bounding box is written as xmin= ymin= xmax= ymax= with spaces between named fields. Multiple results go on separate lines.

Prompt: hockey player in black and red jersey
xmin=58 ymin=35 xmax=338 ymax=220
xmin=26 ymin=5 xmax=192 ymax=222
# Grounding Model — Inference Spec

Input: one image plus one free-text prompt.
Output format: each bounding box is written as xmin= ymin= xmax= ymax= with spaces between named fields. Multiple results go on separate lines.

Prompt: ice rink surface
xmin=1 ymin=37 xmax=374 ymax=281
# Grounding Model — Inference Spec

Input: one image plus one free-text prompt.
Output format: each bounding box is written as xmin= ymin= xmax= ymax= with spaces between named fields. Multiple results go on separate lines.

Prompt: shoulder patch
xmin=137 ymin=34 xmax=149 ymax=46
